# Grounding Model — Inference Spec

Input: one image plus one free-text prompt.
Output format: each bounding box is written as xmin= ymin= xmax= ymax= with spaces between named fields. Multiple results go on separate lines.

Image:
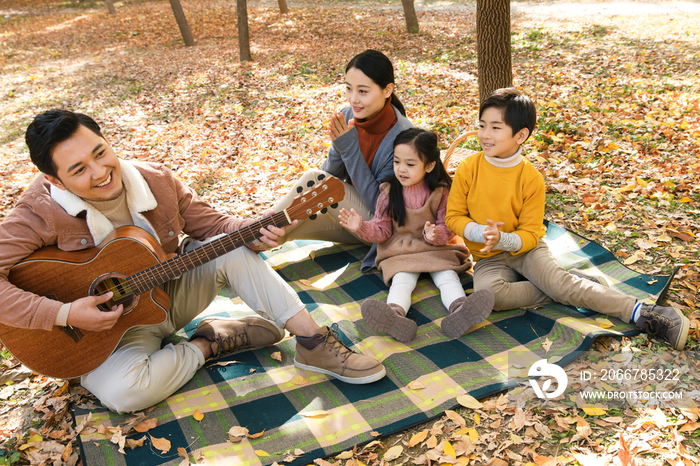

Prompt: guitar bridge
xmin=60 ymin=325 xmax=84 ymax=344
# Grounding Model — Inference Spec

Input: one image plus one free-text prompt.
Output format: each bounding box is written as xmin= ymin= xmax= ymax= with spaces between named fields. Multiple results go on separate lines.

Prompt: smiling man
xmin=0 ymin=109 xmax=385 ymax=413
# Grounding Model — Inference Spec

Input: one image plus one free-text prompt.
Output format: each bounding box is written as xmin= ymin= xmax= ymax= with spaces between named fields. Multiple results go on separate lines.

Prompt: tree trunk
xmin=476 ymin=0 xmax=512 ymax=104
xmin=168 ymin=0 xmax=195 ymax=47
xmin=105 ymin=0 xmax=116 ymax=14
xmin=400 ymin=0 xmax=419 ymax=33
xmin=278 ymin=0 xmax=289 ymax=14
xmin=237 ymin=0 xmax=252 ymax=61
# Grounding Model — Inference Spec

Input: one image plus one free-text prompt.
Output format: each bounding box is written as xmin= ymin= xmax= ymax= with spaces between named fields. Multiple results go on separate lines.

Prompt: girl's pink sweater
xmin=356 ymin=181 xmax=454 ymax=246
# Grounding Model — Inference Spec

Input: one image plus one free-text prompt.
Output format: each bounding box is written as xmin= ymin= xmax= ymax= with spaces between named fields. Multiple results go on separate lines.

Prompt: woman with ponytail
xmin=272 ymin=50 xmax=413 ymax=271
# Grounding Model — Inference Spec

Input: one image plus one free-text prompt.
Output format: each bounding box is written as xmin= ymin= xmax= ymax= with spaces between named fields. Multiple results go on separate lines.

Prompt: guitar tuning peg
xmin=306 ymin=180 xmax=315 ymax=188
xmin=317 ymin=174 xmax=326 ymax=181
xmin=320 ymin=208 xmax=328 ymax=214
xmin=296 ymin=186 xmax=303 ymax=193
xmin=309 ymin=214 xmax=318 ymax=220
xmin=330 ymin=203 xmax=339 ymax=209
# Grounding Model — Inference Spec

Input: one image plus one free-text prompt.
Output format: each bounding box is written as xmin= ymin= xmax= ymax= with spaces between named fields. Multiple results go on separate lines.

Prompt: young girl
xmin=271 ymin=50 xmax=413 ymax=271
xmin=339 ymin=128 xmax=494 ymax=342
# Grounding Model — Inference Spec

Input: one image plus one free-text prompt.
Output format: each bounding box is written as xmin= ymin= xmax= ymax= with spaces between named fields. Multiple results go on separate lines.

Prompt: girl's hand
xmin=328 ymin=112 xmax=355 ymax=141
xmin=480 ymin=219 xmax=505 ymax=253
xmin=338 ymin=208 xmax=362 ymax=232
xmin=423 ymin=221 xmax=437 ymax=242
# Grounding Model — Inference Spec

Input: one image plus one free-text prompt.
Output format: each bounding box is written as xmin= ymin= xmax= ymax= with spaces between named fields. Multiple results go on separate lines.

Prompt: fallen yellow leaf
xmin=384 ymin=445 xmax=403 ymax=460
xmin=542 ymin=337 xmax=552 ymax=353
xmin=228 ymin=426 xmax=249 ymax=443
xmin=444 ymin=440 xmax=456 ymax=458
xmin=456 ymin=394 xmax=483 ymax=409
xmin=149 ymin=435 xmax=171 ymax=454
xmin=193 ymin=410 xmax=204 ymax=421
xmin=255 ymin=449 xmax=270 ymax=457
xmin=407 ymin=381 xmax=426 ymax=390
xmin=595 ymin=317 xmax=614 ymax=329
xmin=299 ymin=410 xmax=329 ymax=418
xmin=581 ymin=405 xmax=607 ymax=416
xmin=271 ymin=351 xmax=282 ymax=362
xmin=290 ymin=374 xmax=308 ymax=385
xmin=408 ymin=430 xmax=428 ymax=447
xmin=126 ymin=437 xmax=145 ymax=449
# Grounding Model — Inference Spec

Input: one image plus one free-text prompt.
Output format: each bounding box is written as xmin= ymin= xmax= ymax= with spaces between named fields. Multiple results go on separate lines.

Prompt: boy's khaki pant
xmin=81 ymin=241 xmax=306 ymax=414
xmin=473 ymin=240 xmax=636 ymax=322
xmin=272 ymin=169 xmax=371 ymax=246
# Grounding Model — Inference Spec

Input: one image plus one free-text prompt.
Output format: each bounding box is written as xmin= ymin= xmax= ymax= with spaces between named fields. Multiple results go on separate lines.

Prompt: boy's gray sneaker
xmin=190 ymin=316 xmax=282 ymax=359
xmin=570 ymin=268 xmax=610 ymax=287
xmin=361 ymin=299 xmax=417 ymax=342
xmin=294 ymin=324 xmax=386 ymax=384
xmin=635 ymin=304 xmax=690 ymax=351
xmin=441 ymin=290 xmax=494 ymax=339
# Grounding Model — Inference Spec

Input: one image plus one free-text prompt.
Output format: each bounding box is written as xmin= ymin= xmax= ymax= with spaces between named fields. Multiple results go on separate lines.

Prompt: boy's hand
xmin=480 ymin=219 xmax=505 ymax=253
xmin=338 ymin=208 xmax=362 ymax=232
xmin=329 ymin=112 xmax=355 ymax=141
xmin=423 ymin=221 xmax=437 ymax=242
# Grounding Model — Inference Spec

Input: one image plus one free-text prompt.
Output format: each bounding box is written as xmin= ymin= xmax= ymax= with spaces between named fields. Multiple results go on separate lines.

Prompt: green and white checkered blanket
xmin=75 ymin=221 xmax=672 ymax=466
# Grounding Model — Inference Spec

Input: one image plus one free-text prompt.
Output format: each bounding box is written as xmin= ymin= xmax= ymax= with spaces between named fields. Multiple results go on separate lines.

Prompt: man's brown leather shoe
xmin=191 ymin=316 xmax=282 ymax=359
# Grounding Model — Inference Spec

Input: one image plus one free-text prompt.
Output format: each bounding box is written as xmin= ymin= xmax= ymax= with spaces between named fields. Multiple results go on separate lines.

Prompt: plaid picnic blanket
xmin=75 ymin=221 xmax=673 ymax=466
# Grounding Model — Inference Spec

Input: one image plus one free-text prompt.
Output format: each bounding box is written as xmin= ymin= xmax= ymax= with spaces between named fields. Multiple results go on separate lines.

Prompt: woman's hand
xmin=480 ymin=219 xmax=505 ymax=253
xmin=328 ymin=112 xmax=355 ymax=141
xmin=338 ymin=208 xmax=362 ymax=232
xmin=423 ymin=221 xmax=437 ymax=243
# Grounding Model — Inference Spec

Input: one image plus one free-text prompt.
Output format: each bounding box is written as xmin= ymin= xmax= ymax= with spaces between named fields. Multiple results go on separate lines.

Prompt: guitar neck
xmin=126 ymin=210 xmax=290 ymax=294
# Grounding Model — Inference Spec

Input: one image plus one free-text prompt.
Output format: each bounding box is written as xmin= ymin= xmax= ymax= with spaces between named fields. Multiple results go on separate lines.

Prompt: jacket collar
xmin=50 ymin=159 xmax=159 ymax=245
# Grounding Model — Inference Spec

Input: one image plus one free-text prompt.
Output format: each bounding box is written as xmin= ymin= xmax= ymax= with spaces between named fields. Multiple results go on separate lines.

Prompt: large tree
xmin=476 ymin=0 xmax=512 ymax=103
xmin=169 ymin=0 xmax=195 ymax=46
xmin=105 ymin=0 xmax=116 ymax=14
xmin=278 ymin=0 xmax=289 ymax=14
xmin=401 ymin=0 xmax=419 ymax=33
xmin=237 ymin=0 xmax=252 ymax=61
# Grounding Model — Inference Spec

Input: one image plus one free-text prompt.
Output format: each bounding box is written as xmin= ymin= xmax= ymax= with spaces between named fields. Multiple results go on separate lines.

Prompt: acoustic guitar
xmin=0 ymin=175 xmax=344 ymax=379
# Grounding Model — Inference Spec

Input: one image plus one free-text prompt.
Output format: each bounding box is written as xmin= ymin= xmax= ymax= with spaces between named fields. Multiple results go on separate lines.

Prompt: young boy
xmin=445 ymin=87 xmax=690 ymax=350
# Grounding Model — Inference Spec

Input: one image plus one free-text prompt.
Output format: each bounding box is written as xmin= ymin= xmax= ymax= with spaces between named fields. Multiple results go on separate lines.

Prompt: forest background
xmin=0 ymin=0 xmax=699 ymax=464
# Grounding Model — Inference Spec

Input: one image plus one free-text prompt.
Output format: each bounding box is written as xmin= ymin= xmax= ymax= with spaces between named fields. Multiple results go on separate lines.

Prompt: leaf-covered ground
xmin=0 ymin=0 xmax=699 ymax=464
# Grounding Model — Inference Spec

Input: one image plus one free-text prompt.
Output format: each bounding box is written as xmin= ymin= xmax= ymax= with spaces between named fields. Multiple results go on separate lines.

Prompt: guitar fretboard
xmin=126 ymin=211 xmax=288 ymax=295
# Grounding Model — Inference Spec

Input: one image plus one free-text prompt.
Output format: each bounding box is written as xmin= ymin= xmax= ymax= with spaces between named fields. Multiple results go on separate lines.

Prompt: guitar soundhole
xmin=92 ymin=274 xmax=137 ymax=314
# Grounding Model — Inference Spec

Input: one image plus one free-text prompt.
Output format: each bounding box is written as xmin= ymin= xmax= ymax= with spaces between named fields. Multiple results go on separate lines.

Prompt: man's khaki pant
xmin=82 ymin=241 xmax=305 ymax=414
xmin=473 ymin=240 xmax=636 ymax=322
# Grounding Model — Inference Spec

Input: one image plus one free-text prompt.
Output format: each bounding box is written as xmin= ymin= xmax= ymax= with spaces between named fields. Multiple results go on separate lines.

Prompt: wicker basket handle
xmin=442 ymin=130 xmax=478 ymax=166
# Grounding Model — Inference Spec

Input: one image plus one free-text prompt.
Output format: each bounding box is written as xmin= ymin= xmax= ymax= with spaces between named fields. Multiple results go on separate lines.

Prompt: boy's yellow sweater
xmin=445 ymin=151 xmax=547 ymax=262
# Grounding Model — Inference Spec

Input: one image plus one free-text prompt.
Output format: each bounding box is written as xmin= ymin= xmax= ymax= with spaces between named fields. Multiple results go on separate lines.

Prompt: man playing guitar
xmin=0 ymin=110 xmax=385 ymax=413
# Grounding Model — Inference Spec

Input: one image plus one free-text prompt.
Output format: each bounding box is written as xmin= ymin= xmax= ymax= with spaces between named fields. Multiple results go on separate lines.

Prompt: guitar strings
xmin=92 ymin=192 xmax=335 ymax=299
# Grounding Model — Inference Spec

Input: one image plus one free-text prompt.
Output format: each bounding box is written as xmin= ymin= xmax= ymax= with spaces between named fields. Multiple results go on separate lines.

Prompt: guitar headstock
xmin=285 ymin=175 xmax=345 ymax=222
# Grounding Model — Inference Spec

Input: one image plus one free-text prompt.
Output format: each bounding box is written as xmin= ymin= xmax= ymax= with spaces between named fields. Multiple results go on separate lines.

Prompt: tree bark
xmin=105 ymin=0 xmax=116 ymax=14
xmin=168 ymin=0 xmax=195 ymax=47
xmin=278 ymin=0 xmax=289 ymax=14
xmin=400 ymin=0 xmax=419 ymax=33
xmin=476 ymin=0 xmax=512 ymax=104
xmin=237 ymin=0 xmax=252 ymax=61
